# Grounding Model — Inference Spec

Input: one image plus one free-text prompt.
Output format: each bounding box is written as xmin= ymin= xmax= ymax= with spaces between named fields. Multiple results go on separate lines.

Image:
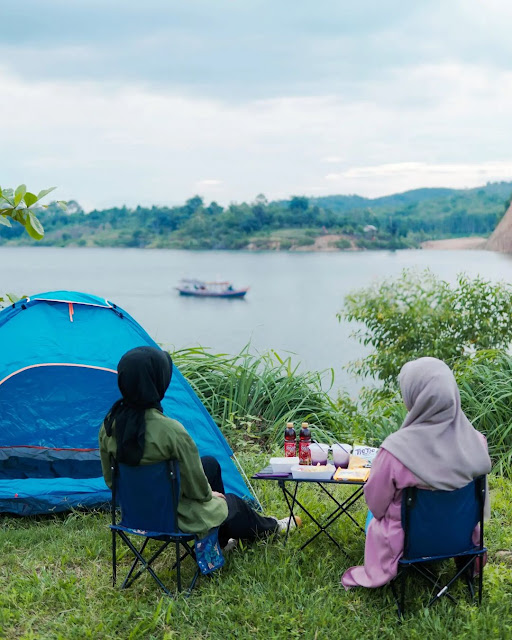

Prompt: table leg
xmin=278 ymin=480 xmax=299 ymax=545
xmin=317 ymin=484 xmax=365 ymax=534
xmin=283 ymin=482 xmax=365 ymax=550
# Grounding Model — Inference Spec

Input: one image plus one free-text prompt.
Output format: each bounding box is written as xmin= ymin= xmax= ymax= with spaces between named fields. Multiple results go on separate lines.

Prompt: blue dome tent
xmin=0 ymin=291 xmax=253 ymax=515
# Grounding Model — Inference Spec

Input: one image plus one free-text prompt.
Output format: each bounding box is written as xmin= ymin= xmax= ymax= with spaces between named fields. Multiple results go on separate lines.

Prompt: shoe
xmin=223 ymin=538 xmax=238 ymax=552
xmin=275 ymin=516 xmax=302 ymax=533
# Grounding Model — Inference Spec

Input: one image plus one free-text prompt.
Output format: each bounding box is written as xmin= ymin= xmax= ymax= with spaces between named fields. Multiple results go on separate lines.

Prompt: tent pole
xmin=232 ymin=454 xmax=263 ymax=511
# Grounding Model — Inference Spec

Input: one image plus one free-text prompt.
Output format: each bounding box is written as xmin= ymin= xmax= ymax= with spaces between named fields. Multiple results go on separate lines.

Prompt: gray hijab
xmin=381 ymin=357 xmax=491 ymax=491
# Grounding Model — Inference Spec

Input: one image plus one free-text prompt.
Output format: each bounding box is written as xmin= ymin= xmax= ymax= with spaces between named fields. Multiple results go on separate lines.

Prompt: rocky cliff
xmin=486 ymin=200 xmax=512 ymax=252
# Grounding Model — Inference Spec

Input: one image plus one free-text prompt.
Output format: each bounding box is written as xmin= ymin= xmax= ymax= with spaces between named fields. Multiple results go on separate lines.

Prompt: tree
xmin=0 ymin=184 xmax=64 ymax=239
xmin=340 ymin=268 xmax=512 ymax=386
xmin=289 ymin=196 xmax=309 ymax=213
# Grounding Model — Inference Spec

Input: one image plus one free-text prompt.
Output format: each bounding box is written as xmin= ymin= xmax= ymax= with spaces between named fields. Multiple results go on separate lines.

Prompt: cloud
xmin=1 ymin=1 xmax=510 ymax=101
xmin=197 ymin=179 xmax=222 ymax=186
xmin=322 ymin=157 xmax=344 ymax=164
xmin=1 ymin=2 xmax=512 ymax=207
xmin=324 ymin=162 xmax=512 ymax=195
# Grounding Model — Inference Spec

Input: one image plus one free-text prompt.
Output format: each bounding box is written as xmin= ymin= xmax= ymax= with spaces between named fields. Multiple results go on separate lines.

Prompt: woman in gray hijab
xmin=342 ymin=357 xmax=491 ymax=589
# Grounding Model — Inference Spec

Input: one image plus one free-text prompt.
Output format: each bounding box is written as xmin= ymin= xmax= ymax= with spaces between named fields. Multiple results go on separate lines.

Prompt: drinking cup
xmin=309 ymin=443 xmax=329 ymax=465
xmin=332 ymin=443 xmax=351 ymax=468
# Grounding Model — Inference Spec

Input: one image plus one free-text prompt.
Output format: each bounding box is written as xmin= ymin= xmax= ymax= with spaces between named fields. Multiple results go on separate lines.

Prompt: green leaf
xmin=14 ymin=184 xmax=27 ymax=206
xmin=36 ymin=187 xmax=56 ymax=201
xmin=0 ymin=186 xmax=2 ymax=198
xmin=25 ymin=210 xmax=45 ymax=240
xmin=0 ymin=215 xmax=12 ymax=227
xmin=6 ymin=293 xmax=20 ymax=303
xmin=24 ymin=192 xmax=38 ymax=207
xmin=57 ymin=200 xmax=68 ymax=212
xmin=11 ymin=209 xmax=25 ymax=223
xmin=1 ymin=188 xmax=14 ymax=205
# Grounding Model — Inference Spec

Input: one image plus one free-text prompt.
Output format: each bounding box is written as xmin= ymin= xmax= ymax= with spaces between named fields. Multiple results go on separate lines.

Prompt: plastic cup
xmin=309 ymin=443 xmax=329 ymax=465
xmin=331 ymin=443 xmax=351 ymax=468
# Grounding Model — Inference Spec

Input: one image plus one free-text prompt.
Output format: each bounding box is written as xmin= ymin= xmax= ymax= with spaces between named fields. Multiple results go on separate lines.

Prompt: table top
xmin=252 ymin=465 xmax=366 ymax=485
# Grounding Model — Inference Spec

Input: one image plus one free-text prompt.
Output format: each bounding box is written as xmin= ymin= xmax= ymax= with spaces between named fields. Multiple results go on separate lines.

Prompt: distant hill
xmin=1 ymin=181 xmax=511 ymax=251
xmin=312 ymin=183 xmax=512 ymax=213
xmin=311 ymin=188 xmax=455 ymax=213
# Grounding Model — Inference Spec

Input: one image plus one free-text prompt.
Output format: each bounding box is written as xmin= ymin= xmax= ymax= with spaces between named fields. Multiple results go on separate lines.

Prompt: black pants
xmin=201 ymin=456 xmax=278 ymax=548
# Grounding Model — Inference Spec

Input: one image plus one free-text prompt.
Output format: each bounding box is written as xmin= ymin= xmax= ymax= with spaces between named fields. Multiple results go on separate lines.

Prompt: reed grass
xmin=172 ymin=345 xmax=350 ymax=448
xmin=455 ymin=351 xmax=512 ymax=476
xmin=172 ymin=346 xmax=512 ymax=477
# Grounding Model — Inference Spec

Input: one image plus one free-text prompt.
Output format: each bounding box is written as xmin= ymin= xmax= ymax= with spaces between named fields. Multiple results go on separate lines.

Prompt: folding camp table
xmin=252 ymin=466 xmax=366 ymax=552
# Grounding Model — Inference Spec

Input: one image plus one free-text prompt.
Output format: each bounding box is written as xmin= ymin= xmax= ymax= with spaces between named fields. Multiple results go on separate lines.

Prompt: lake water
xmin=2 ymin=246 xmax=512 ymax=396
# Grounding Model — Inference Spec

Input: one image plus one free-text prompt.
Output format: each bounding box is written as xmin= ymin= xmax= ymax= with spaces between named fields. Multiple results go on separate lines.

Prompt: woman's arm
xmin=364 ymin=448 xmax=397 ymax=519
xmin=172 ymin=428 xmax=214 ymax=502
xmin=98 ymin=424 xmax=113 ymax=489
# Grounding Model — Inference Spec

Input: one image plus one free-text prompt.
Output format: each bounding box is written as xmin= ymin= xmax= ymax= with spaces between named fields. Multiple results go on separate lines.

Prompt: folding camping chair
xmin=390 ymin=475 xmax=487 ymax=618
xmin=110 ymin=458 xmax=201 ymax=596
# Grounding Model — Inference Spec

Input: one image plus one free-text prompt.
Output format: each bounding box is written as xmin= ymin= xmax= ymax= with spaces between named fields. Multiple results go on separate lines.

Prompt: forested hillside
xmin=1 ymin=182 xmax=510 ymax=250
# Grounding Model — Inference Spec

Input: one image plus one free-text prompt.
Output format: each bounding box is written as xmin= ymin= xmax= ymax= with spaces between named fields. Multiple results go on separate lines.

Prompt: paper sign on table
xmin=351 ymin=444 xmax=379 ymax=467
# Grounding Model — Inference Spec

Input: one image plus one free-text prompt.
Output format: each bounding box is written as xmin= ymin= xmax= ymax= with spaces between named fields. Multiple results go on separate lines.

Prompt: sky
xmin=1 ymin=0 xmax=512 ymax=210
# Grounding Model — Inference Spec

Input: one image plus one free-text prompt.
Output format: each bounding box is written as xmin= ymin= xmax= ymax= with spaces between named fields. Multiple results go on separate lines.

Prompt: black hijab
xmin=104 ymin=346 xmax=173 ymax=465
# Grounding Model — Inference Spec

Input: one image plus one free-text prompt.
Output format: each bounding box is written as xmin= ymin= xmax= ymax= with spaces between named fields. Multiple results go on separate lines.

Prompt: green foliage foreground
xmin=341 ymin=269 xmax=512 ymax=386
xmin=0 ymin=185 xmax=64 ymax=240
xmin=1 ymin=456 xmax=511 ymax=639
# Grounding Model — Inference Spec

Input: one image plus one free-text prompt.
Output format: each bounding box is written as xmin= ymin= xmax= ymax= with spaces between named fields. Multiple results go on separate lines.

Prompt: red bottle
xmin=299 ymin=422 xmax=311 ymax=465
xmin=284 ymin=422 xmax=297 ymax=457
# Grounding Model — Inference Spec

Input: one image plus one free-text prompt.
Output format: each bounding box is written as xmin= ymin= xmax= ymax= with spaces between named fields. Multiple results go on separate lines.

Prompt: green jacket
xmin=99 ymin=408 xmax=228 ymax=536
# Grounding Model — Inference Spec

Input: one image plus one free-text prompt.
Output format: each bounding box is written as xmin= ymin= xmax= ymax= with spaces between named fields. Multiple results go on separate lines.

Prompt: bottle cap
xmin=301 ymin=422 xmax=309 ymax=428
xmin=286 ymin=422 xmax=294 ymax=428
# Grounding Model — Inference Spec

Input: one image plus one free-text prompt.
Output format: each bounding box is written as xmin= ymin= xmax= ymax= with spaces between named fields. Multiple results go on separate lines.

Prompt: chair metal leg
xmin=478 ymin=558 xmax=484 ymax=605
xmin=186 ymin=567 xmax=201 ymax=597
xmin=176 ymin=542 xmax=182 ymax=592
xmin=122 ymin=538 xmax=149 ymax=588
xmin=112 ymin=530 xmax=117 ymax=587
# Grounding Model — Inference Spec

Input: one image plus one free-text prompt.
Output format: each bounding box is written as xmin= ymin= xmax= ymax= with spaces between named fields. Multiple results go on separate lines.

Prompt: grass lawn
xmin=1 ymin=454 xmax=512 ymax=640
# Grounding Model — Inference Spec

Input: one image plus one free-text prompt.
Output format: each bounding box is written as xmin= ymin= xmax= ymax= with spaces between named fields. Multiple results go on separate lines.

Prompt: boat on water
xmin=176 ymin=279 xmax=249 ymax=298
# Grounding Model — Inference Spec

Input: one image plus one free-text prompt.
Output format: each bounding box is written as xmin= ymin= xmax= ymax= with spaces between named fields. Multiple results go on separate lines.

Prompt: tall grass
xmin=456 ymin=351 xmax=512 ymax=476
xmin=173 ymin=345 xmax=512 ymax=475
xmin=172 ymin=345 xmax=351 ymax=448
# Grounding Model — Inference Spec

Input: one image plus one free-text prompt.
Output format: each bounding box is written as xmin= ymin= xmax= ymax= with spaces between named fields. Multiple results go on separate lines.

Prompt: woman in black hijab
xmin=99 ymin=346 xmax=291 ymax=548
xmin=103 ymin=346 xmax=173 ymax=466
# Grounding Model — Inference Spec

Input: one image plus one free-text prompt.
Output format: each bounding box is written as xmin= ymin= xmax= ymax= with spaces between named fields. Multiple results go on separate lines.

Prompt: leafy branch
xmin=0 ymin=184 xmax=66 ymax=240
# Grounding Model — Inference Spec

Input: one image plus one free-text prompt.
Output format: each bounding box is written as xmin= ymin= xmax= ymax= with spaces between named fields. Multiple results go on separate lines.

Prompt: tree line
xmin=1 ymin=182 xmax=511 ymax=250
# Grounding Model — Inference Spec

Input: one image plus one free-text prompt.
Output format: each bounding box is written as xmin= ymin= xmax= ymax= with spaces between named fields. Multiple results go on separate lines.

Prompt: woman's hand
xmin=212 ymin=491 xmax=226 ymax=500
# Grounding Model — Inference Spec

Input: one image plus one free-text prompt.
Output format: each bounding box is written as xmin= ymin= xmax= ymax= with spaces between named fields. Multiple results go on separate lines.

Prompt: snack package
xmin=333 ymin=467 xmax=370 ymax=482
xmin=348 ymin=455 xmax=368 ymax=469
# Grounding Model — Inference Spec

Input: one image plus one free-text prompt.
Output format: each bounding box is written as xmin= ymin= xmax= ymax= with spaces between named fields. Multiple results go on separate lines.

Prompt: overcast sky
xmin=2 ymin=0 xmax=512 ymax=210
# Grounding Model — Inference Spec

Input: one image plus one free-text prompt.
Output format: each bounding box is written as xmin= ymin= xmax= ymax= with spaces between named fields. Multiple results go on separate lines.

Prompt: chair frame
xmin=110 ymin=457 xmax=200 ymax=597
xmin=390 ymin=475 xmax=487 ymax=619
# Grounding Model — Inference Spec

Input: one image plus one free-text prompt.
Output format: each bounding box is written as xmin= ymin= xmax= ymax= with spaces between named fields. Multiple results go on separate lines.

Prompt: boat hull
xmin=177 ymin=288 xmax=248 ymax=298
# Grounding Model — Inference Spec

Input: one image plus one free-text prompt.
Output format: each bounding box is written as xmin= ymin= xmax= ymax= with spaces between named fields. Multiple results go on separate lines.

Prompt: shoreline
xmin=0 ymin=235 xmax=491 ymax=252
xmin=420 ymin=237 xmax=487 ymax=250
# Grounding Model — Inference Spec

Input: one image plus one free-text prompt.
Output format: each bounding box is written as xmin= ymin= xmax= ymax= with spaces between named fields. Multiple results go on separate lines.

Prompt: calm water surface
xmin=2 ymin=247 xmax=512 ymax=395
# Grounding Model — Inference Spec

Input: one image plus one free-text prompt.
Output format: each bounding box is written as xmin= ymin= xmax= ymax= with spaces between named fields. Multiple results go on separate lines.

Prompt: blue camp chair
xmin=391 ymin=475 xmax=487 ymax=618
xmin=109 ymin=458 xmax=201 ymax=596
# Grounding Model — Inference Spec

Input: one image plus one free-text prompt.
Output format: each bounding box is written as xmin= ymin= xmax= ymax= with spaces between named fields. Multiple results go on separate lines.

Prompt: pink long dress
xmin=342 ymin=448 xmax=421 ymax=589
xmin=342 ymin=446 xmax=485 ymax=589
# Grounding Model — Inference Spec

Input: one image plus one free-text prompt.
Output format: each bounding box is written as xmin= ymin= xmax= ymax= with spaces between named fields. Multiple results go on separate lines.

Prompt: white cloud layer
xmin=1 ymin=1 xmax=512 ymax=208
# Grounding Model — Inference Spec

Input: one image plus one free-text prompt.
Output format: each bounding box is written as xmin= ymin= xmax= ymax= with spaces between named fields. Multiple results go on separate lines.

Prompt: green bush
xmin=341 ymin=269 xmax=512 ymax=386
xmin=336 ymin=237 xmax=351 ymax=249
